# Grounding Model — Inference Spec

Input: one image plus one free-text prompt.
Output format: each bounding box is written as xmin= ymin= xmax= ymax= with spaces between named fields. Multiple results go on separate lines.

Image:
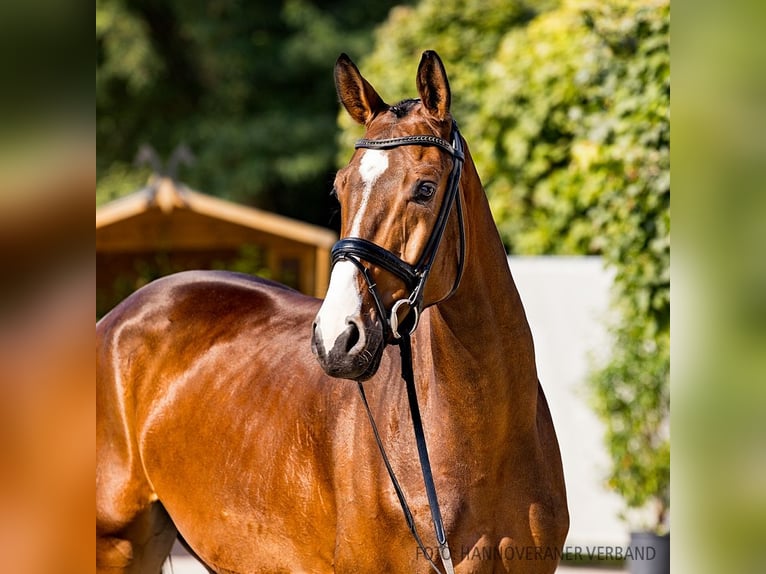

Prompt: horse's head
xmin=312 ymin=51 xmax=465 ymax=381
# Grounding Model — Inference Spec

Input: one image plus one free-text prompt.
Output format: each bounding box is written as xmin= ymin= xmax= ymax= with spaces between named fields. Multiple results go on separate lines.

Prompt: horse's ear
xmin=416 ymin=50 xmax=451 ymax=121
xmin=335 ymin=53 xmax=388 ymax=126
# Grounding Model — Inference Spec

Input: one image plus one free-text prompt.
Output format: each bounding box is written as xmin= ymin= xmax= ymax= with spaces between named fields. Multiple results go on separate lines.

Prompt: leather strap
xmin=355 ymin=134 xmax=464 ymax=161
xmin=332 ymin=237 xmax=419 ymax=290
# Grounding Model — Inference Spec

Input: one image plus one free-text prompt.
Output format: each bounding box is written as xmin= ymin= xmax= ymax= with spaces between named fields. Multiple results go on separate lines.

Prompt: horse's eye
xmin=414 ymin=182 xmax=436 ymax=201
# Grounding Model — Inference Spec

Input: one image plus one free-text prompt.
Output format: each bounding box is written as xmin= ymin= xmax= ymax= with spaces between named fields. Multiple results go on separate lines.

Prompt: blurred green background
xmin=5 ymin=0 xmax=766 ymax=570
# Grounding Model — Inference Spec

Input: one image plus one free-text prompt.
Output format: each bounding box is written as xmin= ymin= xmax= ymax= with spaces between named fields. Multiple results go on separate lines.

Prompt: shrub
xmin=477 ymin=0 xmax=670 ymax=531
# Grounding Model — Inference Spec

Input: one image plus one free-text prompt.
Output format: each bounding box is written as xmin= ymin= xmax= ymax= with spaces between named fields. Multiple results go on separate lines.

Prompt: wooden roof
xmin=96 ymin=176 xmax=337 ymax=252
xmin=96 ymin=176 xmax=337 ymax=296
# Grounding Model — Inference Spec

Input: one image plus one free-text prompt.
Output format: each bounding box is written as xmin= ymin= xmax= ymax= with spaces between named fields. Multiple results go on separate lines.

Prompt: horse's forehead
xmin=358 ymin=149 xmax=389 ymax=187
xmin=365 ymin=107 xmax=430 ymax=138
xmin=343 ymin=144 xmax=438 ymax=187
xmin=338 ymin=109 xmax=448 ymax=186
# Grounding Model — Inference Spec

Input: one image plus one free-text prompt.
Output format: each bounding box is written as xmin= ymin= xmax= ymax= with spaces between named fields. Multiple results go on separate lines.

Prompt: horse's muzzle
xmin=311 ymin=317 xmax=384 ymax=381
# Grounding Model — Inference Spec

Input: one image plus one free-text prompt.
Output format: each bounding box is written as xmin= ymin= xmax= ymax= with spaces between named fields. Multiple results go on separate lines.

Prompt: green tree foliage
xmin=345 ymin=0 xmax=670 ymax=530
xmin=97 ymin=0 xmax=405 ymax=225
xmin=482 ymin=1 xmax=670 ymax=529
xmin=336 ymin=0 xmax=549 ymax=158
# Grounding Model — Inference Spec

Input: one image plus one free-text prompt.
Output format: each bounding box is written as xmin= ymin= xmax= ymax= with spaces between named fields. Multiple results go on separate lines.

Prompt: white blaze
xmin=315 ymin=149 xmax=389 ymax=352
xmin=350 ymin=149 xmax=389 ymax=235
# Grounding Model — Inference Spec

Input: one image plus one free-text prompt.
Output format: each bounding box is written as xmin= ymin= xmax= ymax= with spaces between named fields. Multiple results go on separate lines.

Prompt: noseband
xmin=331 ymin=120 xmax=465 ymax=341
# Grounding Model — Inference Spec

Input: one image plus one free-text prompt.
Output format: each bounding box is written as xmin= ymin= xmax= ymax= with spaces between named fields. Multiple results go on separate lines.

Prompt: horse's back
xmin=97 ymin=270 xmax=319 ymax=342
xmin=97 ymin=270 xmax=321 ymax=397
xmin=97 ymin=271 xmax=337 ymax=572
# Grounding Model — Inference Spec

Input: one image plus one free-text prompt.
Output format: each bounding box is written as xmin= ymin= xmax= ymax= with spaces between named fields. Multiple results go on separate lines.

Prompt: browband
xmin=355 ymin=134 xmax=464 ymax=161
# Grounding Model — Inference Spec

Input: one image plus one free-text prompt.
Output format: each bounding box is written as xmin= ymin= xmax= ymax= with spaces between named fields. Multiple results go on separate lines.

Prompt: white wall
xmin=509 ymin=256 xmax=627 ymax=547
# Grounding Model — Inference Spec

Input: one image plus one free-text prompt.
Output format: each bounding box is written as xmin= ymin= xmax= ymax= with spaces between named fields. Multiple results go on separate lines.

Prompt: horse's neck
xmin=422 ymin=156 xmax=539 ymax=436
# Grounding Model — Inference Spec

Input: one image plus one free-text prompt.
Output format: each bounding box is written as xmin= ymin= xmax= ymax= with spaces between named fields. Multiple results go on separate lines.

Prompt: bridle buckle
xmin=390 ymin=298 xmax=420 ymax=340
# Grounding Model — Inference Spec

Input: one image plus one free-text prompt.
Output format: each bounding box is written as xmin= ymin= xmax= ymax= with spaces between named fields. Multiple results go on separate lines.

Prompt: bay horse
xmin=96 ymin=51 xmax=568 ymax=573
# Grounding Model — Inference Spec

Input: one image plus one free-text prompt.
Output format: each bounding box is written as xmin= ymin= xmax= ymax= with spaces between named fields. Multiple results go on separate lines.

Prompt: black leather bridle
xmin=330 ymin=120 xmax=466 ymax=341
xmin=330 ymin=121 xmax=466 ymax=574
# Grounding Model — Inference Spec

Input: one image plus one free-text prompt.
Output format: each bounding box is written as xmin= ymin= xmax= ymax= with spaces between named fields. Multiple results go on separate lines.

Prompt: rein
xmin=332 ymin=122 xmax=465 ymax=574
xmin=356 ymin=331 xmax=454 ymax=574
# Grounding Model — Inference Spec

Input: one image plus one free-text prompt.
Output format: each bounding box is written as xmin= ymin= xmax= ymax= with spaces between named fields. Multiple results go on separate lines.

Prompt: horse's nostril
xmin=344 ymin=321 xmax=360 ymax=353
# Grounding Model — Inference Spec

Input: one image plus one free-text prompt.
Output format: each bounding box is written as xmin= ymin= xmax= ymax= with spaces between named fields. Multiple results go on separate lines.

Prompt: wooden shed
xmin=97 ymin=176 xmax=337 ymax=316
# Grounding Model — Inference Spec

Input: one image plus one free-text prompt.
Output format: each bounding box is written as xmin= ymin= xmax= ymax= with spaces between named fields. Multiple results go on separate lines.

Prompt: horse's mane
xmin=388 ymin=98 xmax=450 ymax=134
xmin=389 ymin=98 xmax=419 ymax=118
